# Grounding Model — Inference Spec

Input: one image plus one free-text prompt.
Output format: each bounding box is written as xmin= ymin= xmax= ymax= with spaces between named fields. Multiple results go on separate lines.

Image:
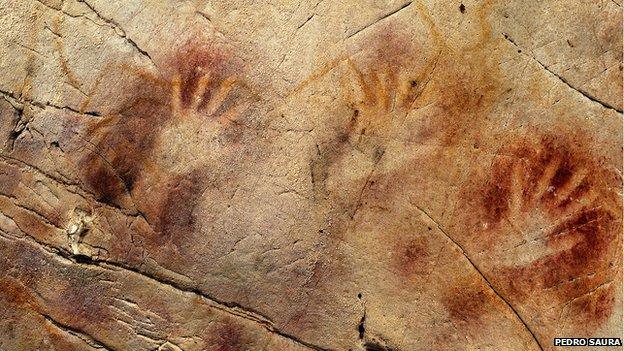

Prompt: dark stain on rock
xmin=209 ymin=320 xmax=247 ymax=351
xmin=392 ymin=236 xmax=431 ymax=278
xmin=460 ymin=128 xmax=621 ymax=334
xmin=442 ymin=285 xmax=490 ymax=327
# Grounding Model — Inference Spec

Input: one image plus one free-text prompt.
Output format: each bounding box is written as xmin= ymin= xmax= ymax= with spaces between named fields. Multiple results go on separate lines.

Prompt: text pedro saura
xmin=554 ymin=338 xmax=622 ymax=347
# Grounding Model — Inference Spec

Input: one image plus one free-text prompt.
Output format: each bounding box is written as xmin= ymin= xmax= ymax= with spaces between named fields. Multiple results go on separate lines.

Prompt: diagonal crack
xmin=76 ymin=0 xmax=155 ymax=67
xmin=41 ymin=312 xmax=115 ymax=351
xmin=412 ymin=204 xmax=545 ymax=351
xmin=502 ymin=33 xmax=622 ymax=114
xmin=561 ymin=279 xmax=615 ymax=311
xmin=297 ymin=14 xmax=316 ymax=30
xmin=0 ymin=230 xmax=329 ymax=351
xmin=31 ymin=0 xmax=154 ymax=67
xmin=96 ymin=260 xmax=330 ymax=351
xmin=0 ymin=154 xmax=154 ymax=243
xmin=347 ymin=1 xmax=413 ymax=39
xmin=350 ymin=149 xmax=385 ymax=219
xmin=0 ymin=193 xmax=64 ymax=231
xmin=0 ymin=89 xmax=101 ymax=117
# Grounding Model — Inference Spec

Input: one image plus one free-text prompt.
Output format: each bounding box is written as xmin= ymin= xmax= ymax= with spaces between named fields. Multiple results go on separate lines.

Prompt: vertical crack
xmin=357 ymin=292 xmax=366 ymax=340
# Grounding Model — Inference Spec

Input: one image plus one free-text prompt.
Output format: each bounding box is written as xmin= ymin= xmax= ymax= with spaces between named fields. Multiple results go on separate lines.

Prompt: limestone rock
xmin=0 ymin=0 xmax=621 ymax=350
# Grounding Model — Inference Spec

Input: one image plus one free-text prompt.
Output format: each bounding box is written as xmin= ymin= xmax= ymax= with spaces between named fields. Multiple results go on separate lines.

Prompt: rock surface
xmin=0 ymin=0 xmax=621 ymax=350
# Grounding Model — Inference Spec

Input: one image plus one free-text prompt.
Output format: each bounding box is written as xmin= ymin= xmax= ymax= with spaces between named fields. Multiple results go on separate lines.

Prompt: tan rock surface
xmin=0 ymin=0 xmax=621 ymax=350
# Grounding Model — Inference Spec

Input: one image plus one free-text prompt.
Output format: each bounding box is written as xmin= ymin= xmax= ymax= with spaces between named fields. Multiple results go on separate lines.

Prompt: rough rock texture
xmin=0 ymin=0 xmax=622 ymax=350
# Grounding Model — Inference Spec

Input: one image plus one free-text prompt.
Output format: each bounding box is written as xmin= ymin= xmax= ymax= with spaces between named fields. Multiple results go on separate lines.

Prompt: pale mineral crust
xmin=0 ymin=0 xmax=622 ymax=350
